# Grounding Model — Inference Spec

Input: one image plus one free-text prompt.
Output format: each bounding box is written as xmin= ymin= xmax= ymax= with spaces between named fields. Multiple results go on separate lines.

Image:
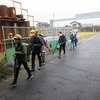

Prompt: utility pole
xmin=53 ymin=13 xmax=55 ymax=27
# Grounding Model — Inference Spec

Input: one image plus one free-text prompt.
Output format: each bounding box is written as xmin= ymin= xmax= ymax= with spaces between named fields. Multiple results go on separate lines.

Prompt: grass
xmin=0 ymin=56 xmax=13 ymax=82
xmin=78 ymin=32 xmax=100 ymax=40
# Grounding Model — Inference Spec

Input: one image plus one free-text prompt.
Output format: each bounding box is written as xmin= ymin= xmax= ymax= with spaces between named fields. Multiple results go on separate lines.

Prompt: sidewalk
xmin=0 ymin=34 xmax=100 ymax=100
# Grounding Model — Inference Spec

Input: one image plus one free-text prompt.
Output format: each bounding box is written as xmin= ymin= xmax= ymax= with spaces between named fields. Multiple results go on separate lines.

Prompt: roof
xmin=70 ymin=21 xmax=80 ymax=25
xmin=38 ymin=22 xmax=49 ymax=26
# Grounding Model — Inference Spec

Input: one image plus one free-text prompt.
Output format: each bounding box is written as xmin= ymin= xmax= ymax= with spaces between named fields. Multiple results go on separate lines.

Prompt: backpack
xmin=22 ymin=43 xmax=31 ymax=62
xmin=70 ymin=34 xmax=75 ymax=42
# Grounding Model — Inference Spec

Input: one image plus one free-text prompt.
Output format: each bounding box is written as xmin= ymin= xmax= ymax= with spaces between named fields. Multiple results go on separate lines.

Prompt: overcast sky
xmin=1 ymin=0 xmax=100 ymax=26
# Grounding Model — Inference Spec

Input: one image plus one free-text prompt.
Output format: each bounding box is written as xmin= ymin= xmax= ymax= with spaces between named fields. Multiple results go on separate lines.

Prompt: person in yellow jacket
xmin=10 ymin=34 xmax=33 ymax=87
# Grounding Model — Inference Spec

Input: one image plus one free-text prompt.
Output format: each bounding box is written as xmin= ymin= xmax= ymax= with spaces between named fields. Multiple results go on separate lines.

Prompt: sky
xmin=1 ymin=0 xmax=100 ymax=26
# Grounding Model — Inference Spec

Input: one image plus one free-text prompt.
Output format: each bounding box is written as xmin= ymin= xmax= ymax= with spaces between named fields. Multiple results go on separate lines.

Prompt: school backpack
xmin=22 ymin=43 xmax=31 ymax=62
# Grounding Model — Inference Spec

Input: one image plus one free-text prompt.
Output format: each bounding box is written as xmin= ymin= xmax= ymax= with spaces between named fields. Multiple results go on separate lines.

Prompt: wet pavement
xmin=0 ymin=34 xmax=100 ymax=100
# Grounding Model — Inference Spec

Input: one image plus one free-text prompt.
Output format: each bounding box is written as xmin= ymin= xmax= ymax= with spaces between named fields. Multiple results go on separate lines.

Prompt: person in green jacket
xmin=10 ymin=34 xmax=33 ymax=87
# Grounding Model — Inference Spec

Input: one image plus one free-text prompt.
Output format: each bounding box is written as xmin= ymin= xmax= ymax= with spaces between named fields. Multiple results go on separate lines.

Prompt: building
xmin=38 ymin=22 xmax=49 ymax=28
xmin=70 ymin=21 xmax=81 ymax=32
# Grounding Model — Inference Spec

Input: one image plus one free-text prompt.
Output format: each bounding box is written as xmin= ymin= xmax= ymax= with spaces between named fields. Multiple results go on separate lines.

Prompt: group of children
xmin=10 ymin=30 xmax=78 ymax=87
xmin=10 ymin=30 xmax=51 ymax=87
xmin=57 ymin=31 xmax=78 ymax=58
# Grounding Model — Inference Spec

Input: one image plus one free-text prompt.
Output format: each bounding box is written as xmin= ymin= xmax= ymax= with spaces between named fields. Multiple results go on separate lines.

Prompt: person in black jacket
xmin=58 ymin=31 xmax=66 ymax=58
xmin=30 ymin=30 xmax=43 ymax=71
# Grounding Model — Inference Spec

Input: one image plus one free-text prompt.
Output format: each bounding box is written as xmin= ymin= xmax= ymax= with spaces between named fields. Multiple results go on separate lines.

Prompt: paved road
xmin=0 ymin=34 xmax=100 ymax=100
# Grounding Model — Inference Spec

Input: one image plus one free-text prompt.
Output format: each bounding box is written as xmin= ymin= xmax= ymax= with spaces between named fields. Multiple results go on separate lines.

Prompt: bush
xmin=0 ymin=57 xmax=13 ymax=81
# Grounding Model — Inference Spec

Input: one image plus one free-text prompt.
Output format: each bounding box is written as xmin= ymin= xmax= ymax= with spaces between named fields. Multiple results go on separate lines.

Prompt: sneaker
xmin=58 ymin=56 xmax=61 ymax=58
xmin=27 ymin=75 xmax=33 ymax=80
xmin=30 ymin=68 xmax=35 ymax=72
xmin=42 ymin=63 xmax=45 ymax=66
xmin=10 ymin=82 xmax=17 ymax=87
xmin=38 ymin=67 xmax=42 ymax=70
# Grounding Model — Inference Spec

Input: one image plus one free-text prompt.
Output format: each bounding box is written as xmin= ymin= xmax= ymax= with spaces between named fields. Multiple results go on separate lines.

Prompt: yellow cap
xmin=30 ymin=30 xmax=36 ymax=36
xmin=13 ymin=34 xmax=22 ymax=39
xmin=40 ymin=33 xmax=44 ymax=36
xmin=30 ymin=30 xmax=36 ymax=33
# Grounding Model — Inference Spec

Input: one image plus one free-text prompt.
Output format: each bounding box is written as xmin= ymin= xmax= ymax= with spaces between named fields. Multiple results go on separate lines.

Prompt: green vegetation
xmin=0 ymin=56 xmax=13 ymax=82
xmin=80 ymin=25 xmax=100 ymax=32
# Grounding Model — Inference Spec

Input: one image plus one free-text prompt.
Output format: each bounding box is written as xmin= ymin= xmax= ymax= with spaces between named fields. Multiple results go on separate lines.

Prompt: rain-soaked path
xmin=0 ymin=34 xmax=100 ymax=100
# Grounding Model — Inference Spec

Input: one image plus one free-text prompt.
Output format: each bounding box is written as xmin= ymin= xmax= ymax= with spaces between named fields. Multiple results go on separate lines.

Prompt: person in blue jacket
xmin=70 ymin=32 xmax=75 ymax=51
xmin=73 ymin=32 xmax=78 ymax=48
xmin=58 ymin=31 xmax=66 ymax=58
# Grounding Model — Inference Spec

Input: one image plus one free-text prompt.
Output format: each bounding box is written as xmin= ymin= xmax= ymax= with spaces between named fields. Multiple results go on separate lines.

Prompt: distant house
xmin=70 ymin=21 xmax=81 ymax=29
xmin=70 ymin=21 xmax=81 ymax=32
xmin=38 ymin=22 xmax=49 ymax=28
xmin=37 ymin=22 xmax=50 ymax=35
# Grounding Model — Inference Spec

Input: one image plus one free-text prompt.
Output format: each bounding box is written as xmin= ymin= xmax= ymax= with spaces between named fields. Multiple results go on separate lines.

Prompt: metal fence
xmin=1 ymin=26 xmax=72 ymax=62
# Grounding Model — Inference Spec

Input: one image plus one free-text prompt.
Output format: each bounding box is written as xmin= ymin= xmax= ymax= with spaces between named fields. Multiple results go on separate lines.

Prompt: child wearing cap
xmin=10 ymin=34 xmax=33 ymax=87
xmin=39 ymin=34 xmax=51 ymax=65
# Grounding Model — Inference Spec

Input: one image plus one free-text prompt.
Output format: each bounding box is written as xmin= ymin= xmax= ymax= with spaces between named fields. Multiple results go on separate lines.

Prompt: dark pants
xmin=41 ymin=52 xmax=45 ymax=63
xmin=13 ymin=62 xmax=31 ymax=83
xmin=74 ymin=39 xmax=78 ymax=47
xmin=59 ymin=43 xmax=66 ymax=56
xmin=70 ymin=42 xmax=75 ymax=50
xmin=31 ymin=51 xmax=42 ymax=69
